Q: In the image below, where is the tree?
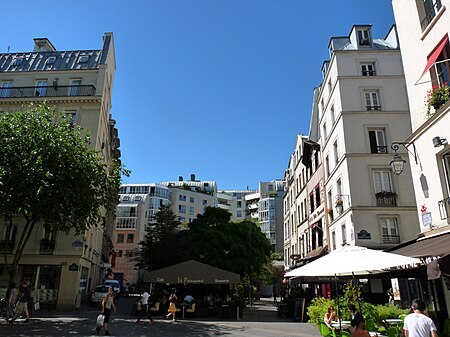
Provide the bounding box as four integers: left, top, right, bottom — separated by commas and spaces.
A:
137, 205, 182, 270
0, 104, 124, 290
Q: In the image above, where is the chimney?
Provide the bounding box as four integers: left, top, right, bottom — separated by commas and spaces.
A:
33, 38, 56, 52
190, 174, 196, 181
178, 176, 183, 182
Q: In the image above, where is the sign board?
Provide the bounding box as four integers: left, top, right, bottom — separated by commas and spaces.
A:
294, 298, 306, 322
357, 230, 371, 240
68, 263, 79, 271
422, 212, 432, 227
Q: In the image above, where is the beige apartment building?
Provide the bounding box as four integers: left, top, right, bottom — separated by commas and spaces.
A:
0, 33, 120, 309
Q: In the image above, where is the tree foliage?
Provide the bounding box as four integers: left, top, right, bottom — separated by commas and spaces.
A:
138, 206, 273, 278
0, 104, 125, 281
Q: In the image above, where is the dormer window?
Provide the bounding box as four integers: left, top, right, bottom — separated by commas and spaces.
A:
46, 56, 56, 65
12, 58, 24, 66
357, 29, 371, 46
78, 55, 89, 63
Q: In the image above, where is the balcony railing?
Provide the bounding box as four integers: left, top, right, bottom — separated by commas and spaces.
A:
362, 70, 376, 76
371, 146, 388, 154
0, 85, 96, 99
40, 239, 55, 254
438, 197, 450, 220
376, 192, 397, 207
382, 234, 400, 244
421, 0, 442, 32
366, 105, 381, 111
0, 240, 15, 253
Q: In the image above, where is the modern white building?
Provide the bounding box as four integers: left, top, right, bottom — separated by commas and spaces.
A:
317, 25, 420, 251
283, 135, 310, 269
113, 184, 170, 285
217, 190, 257, 221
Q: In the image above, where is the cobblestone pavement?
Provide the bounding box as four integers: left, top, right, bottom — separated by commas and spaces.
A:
1, 298, 321, 337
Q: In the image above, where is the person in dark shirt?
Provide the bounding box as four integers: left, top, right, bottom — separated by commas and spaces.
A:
9, 281, 30, 323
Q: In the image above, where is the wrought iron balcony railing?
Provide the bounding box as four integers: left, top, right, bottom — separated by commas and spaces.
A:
376, 192, 397, 207
0, 85, 96, 99
362, 70, 376, 76
382, 234, 400, 244
438, 196, 450, 220
40, 239, 55, 254
0, 240, 15, 253
366, 105, 382, 111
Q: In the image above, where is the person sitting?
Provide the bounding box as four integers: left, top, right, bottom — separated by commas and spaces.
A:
349, 304, 363, 333
351, 315, 371, 337
183, 294, 194, 308
324, 306, 337, 327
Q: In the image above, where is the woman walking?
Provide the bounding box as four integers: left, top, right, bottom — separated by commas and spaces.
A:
166, 288, 177, 321
100, 287, 116, 336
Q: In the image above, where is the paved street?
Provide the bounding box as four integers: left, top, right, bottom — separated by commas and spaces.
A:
1, 298, 321, 336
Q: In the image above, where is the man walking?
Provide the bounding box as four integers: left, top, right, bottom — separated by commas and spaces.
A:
136, 290, 153, 324
403, 299, 438, 337
9, 281, 30, 323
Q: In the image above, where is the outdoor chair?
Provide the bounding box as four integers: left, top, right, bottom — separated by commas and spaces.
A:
149, 302, 160, 315
386, 326, 401, 337
443, 318, 450, 337
365, 318, 375, 331
185, 303, 196, 317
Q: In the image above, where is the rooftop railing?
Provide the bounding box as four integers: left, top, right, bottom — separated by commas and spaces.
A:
0, 85, 96, 99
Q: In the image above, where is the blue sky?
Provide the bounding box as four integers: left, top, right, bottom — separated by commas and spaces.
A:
4, 1, 395, 190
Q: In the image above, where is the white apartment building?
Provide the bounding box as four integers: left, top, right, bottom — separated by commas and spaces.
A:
113, 184, 170, 285
0, 34, 120, 309
217, 190, 257, 221
160, 174, 217, 224
318, 25, 420, 251
391, 0, 450, 327
283, 135, 309, 269
245, 180, 285, 253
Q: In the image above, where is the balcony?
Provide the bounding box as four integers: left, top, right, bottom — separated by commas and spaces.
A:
0, 85, 96, 99
362, 70, 376, 76
376, 192, 397, 207
438, 197, 450, 220
40, 239, 55, 254
0, 240, 15, 253
382, 234, 400, 244
366, 105, 381, 111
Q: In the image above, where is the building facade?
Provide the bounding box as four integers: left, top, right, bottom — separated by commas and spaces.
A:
0, 33, 120, 309
217, 190, 257, 221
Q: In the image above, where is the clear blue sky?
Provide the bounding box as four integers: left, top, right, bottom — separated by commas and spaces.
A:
3, 1, 395, 190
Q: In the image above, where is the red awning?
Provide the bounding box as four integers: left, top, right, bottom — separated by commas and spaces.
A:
420, 35, 449, 79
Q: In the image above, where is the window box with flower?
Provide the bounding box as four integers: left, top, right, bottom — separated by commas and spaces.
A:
425, 83, 450, 116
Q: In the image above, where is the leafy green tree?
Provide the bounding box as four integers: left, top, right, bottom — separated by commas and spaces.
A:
0, 104, 124, 288
137, 204, 182, 270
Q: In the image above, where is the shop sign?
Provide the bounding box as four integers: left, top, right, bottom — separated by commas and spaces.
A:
69, 263, 79, 271
357, 230, 371, 240
422, 212, 432, 227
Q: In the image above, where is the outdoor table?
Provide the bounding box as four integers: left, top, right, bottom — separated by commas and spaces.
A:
383, 318, 402, 325
331, 320, 352, 330
369, 332, 387, 337
178, 303, 189, 319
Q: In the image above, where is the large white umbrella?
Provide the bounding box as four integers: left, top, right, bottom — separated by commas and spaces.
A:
285, 245, 421, 278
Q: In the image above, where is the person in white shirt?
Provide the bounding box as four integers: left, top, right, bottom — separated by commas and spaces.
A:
403, 299, 438, 337
136, 291, 153, 324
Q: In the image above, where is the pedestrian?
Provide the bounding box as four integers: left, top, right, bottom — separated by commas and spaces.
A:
348, 304, 363, 333
6, 282, 18, 322
166, 288, 177, 321
9, 281, 30, 323
100, 287, 116, 336
403, 299, 438, 337
272, 285, 277, 303
387, 288, 395, 306
136, 290, 153, 324
124, 283, 130, 297
28, 285, 39, 316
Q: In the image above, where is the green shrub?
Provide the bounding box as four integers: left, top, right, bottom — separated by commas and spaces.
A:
307, 297, 335, 326
372, 304, 408, 325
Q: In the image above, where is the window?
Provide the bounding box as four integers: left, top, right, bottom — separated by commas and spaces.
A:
127, 234, 134, 243
69, 79, 81, 96
65, 111, 77, 126
357, 29, 371, 46
126, 250, 133, 257
325, 155, 330, 178
331, 231, 336, 250
117, 234, 124, 243
179, 195, 186, 201
78, 55, 89, 63
35, 80, 47, 97
336, 179, 342, 196
237, 210, 242, 217
134, 196, 142, 201
122, 196, 130, 201
364, 90, 381, 110
179, 205, 186, 213
330, 104, 335, 124
237, 201, 242, 208
0, 81, 12, 98
333, 140, 339, 165
444, 153, 450, 194
368, 129, 387, 154
321, 99, 325, 114
373, 170, 393, 193
341, 224, 346, 244
322, 122, 328, 140
268, 184, 274, 192
314, 152, 319, 171
315, 186, 321, 206
328, 78, 332, 95
117, 250, 123, 257
189, 196, 194, 203
189, 206, 194, 215
178, 217, 185, 222
419, 0, 442, 31
203, 199, 207, 206
310, 193, 315, 212
380, 218, 400, 244
46, 56, 56, 65
361, 62, 376, 76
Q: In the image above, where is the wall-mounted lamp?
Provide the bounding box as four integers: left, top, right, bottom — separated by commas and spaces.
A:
390, 142, 418, 175
335, 194, 350, 214
432, 136, 447, 148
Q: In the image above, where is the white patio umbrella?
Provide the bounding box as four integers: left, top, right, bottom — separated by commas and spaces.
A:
284, 245, 421, 330
285, 245, 421, 278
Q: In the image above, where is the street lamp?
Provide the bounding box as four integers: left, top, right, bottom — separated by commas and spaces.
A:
390, 142, 418, 175
335, 195, 350, 214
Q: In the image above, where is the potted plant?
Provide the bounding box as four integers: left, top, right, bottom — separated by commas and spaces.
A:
426, 83, 450, 115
